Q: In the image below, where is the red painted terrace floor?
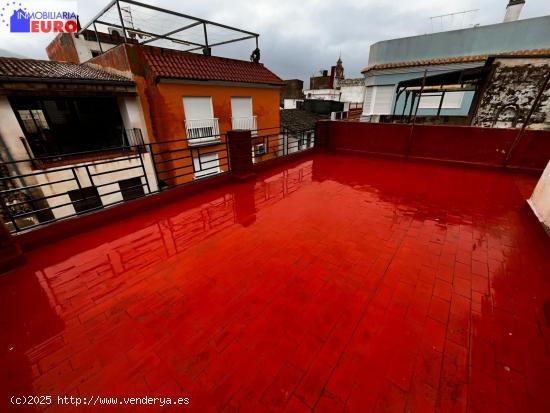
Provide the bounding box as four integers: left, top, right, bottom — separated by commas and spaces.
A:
2, 153, 550, 413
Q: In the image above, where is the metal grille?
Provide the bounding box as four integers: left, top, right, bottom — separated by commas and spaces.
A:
0, 131, 230, 234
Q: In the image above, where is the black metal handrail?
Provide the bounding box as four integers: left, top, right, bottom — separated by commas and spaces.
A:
1, 133, 231, 234
250, 128, 316, 164
19, 128, 147, 167
1, 127, 316, 234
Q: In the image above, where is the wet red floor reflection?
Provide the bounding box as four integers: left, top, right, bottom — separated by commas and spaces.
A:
1, 153, 550, 413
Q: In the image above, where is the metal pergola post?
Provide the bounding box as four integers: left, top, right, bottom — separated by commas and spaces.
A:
436, 91, 446, 116
402, 91, 409, 121
411, 69, 428, 125
93, 22, 103, 53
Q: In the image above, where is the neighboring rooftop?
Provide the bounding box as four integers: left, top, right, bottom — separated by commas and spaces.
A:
338, 78, 365, 86
367, 15, 550, 66
0, 57, 133, 83
281, 109, 327, 132
362, 47, 550, 73
142, 47, 284, 85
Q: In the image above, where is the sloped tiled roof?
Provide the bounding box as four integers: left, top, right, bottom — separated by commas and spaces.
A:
0, 57, 133, 83
361, 48, 550, 73
142, 47, 284, 86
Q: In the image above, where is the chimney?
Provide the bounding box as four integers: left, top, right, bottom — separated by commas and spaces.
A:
503, 0, 526, 22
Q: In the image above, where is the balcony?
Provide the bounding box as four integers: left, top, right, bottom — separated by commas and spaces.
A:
231, 115, 257, 132
1, 122, 550, 412
185, 118, 221, 146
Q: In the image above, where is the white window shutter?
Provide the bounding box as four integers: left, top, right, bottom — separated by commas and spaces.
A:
372, 86, 395, 115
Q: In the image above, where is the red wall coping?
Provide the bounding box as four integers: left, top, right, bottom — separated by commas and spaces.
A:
322, 121, 550, 173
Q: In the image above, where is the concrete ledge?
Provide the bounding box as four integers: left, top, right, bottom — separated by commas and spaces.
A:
527, 199, 550, 236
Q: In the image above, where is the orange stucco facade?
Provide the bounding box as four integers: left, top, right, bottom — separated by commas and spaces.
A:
151, 82, 280, 139
144, 82, 280, 185
86, 43, 281, 185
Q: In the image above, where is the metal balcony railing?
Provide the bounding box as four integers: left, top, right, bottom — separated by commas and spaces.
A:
19, 128, 146, 168
185, 118, 220, 146
231, 116, 257, 131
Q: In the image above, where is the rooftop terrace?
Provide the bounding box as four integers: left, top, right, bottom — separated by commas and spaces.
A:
2, 151, 550, 412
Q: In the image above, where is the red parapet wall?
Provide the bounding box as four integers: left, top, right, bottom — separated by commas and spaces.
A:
327, 121, 412, 156
409, 124, 516, 165
323, 121, 550, 171
508, 129, 550, 170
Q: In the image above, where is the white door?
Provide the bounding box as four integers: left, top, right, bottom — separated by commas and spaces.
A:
231, 97, 255, 130
183, 96, 213, 120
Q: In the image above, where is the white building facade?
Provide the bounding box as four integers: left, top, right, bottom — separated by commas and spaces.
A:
361, 11, 550, 121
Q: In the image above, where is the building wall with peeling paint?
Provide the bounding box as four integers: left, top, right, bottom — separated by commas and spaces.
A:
472, 58, 550, 130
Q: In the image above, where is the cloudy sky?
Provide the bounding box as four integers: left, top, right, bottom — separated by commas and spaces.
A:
1, 0, 549, 81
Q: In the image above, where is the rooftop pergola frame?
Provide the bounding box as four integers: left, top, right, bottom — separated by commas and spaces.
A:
391, 66, 491, 121
79, 0, 260, 59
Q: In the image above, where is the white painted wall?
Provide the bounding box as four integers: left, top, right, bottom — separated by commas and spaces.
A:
34, 153, 157, 220
283, 99, 302, 109
528, 161, 550, 230
0, 96, 30, 162
117, 96, 151, 142
340, 85, 365, 103
303, 89, 341, 101
73, 35, 116, 63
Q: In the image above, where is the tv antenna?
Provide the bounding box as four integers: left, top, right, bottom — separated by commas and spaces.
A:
429, 9, 480, 32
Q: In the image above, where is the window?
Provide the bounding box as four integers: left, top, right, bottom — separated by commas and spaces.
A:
254, 143, 266, 156
231, 97, 256, 130
193, 153, 220, 179
418, 92, 464, 109
10, 97, 126, 158
119, 177, 145, 201
17, 109, 49, 133
68, 186, 102, 214
372, 86, 395, 114
182, 97, 219, 144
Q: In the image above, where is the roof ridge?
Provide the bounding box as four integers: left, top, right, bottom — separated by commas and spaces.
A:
141, 44, 266, 66
361, 47, 550, 73
0, 56, 134, 83
141, 45, 283, 85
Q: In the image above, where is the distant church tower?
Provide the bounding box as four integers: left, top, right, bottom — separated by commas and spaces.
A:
331, 56, 345, 88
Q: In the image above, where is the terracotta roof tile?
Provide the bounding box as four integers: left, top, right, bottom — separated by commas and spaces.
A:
361, 48, 550, 73
281, 109, 327, 132
142, 47, 284, 86
0, 57, 133, 83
